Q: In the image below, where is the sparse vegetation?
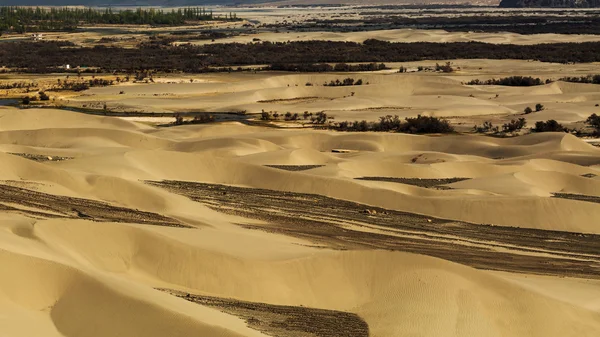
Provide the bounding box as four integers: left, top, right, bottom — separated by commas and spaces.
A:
335, 115, 454, 134
172, 114, 215, 126
268, 63, 386, 72
502, 118, 527, 132
466, 76, 546, 86
535, 104, 545, 112
38, 91, 49, 101
435, 62, 454, 73
560, 74, 600, 84
473, 121, 499, 133
532, 120, 566, 132
586, 113, 600, 135
324, 78, 363, 87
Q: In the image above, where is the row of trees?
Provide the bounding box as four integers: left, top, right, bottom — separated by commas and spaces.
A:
466, 76, 548, 86
268, 63, 386, 72
560, 75, 600, 84
473, 113, 600, 135
315, 13, 600, 35
0, 7, 239, 33
468, 75, 600, 86
334, 115, 454, 134
7, 40, 600, 73
260, 111, 329, 123
324, 78, 363, 86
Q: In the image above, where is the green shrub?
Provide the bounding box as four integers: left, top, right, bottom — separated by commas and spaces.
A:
532, 120, 565, 132
502, 118, 527, 132
38, 91, 49, 101
535, 103, 545, 112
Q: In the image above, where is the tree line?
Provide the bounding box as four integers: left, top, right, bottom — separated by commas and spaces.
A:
6, 40, 600, 73
0, 7, 239, 33
466, 76, 548, 86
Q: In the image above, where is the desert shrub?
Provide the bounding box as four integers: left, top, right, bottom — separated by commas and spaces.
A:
435, 62, 454, 73
502, 118, 527, 132
38, 91, 49, 101
311, 111, 329, 124
586, 113, 600, 134
0, 81, 36, 90
473, 121, 498, 133
374, 115, 402, 131
173, 114, 215, 126
260, 111, 271, 121
21, 96, 30, 105
400, 115, 454, 133
524, 106, 533, 114
535, 104, 544, 112
532, 120, 565, 132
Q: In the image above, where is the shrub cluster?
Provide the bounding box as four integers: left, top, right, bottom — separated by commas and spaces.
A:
0, 82, 37, 90
268, 63, 386, 72
473, 121, 499, 133
587, 113, 600, 135
173, 114, 215, 126
324, 78, 363, 86
466, 76, 547, 86
560, 75, 600, 84
502, 118, 527, 132
334, 115, 454, 134
532, 120, 566, 132
261, 111, 329, 124
435, 62, 454, 73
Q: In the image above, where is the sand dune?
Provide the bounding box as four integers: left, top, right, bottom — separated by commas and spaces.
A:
0, 94, 600, 337
70, 61, 600, 133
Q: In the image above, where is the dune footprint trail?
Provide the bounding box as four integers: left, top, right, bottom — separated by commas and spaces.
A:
0, 107, 599, 337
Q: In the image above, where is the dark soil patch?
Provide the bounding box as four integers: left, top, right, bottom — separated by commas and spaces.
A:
554, 193, 600, 204
8, 153, 73, 162
147, 180, 600, 279
0, 183, 186, 227
266, 165, 325, 172
158, 288, 369, 337
356, 177, 469, 189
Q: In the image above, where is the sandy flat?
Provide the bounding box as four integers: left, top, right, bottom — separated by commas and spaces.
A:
186, 28, 600, 46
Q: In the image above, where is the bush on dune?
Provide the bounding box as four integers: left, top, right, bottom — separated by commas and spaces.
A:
532, 120, 566, 133
334, 115, 454, 134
